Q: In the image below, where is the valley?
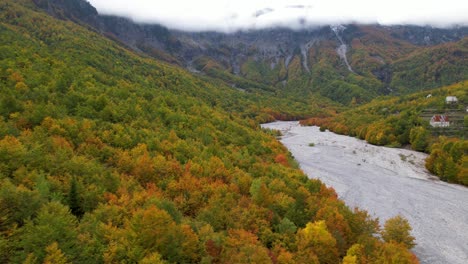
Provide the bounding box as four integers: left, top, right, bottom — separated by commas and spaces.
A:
0, 0, 465, 263
262, 121, 468, 264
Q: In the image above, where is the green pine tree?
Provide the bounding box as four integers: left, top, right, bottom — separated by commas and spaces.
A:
68, 178, 83, 218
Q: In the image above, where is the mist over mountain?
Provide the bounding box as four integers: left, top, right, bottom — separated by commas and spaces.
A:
87, 0, 468, 32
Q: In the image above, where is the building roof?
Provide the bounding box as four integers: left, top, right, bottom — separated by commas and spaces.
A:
431, 115, 449, 122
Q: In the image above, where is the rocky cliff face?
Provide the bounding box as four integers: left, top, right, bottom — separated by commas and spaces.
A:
173, 27, 332, 71
388, 25, 468, 45
35, 0, 468, 104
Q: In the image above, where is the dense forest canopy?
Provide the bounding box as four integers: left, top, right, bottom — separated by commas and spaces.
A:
0, 1, 423, 263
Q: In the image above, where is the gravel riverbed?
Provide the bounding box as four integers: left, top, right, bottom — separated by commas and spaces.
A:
262, 121, 468, 264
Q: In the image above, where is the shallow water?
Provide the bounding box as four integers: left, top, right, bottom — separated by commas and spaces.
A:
262, 121, 468, 264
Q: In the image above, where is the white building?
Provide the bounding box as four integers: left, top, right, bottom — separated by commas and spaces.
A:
446, 96, 458, 104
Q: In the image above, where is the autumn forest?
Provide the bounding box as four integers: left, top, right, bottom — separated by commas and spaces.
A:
0, 0, 466, 263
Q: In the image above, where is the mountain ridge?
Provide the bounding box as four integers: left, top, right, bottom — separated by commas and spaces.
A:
34, 0, 468, 106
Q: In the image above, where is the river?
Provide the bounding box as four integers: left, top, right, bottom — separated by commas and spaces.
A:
261, 121, 468, 264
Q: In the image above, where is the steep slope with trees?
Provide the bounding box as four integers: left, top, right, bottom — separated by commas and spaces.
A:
31, 0, 468, 107
0, 1, 418, 263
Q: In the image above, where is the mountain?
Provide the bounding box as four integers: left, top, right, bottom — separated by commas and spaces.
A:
0, 0, 420, 263
35, 0, 468, 106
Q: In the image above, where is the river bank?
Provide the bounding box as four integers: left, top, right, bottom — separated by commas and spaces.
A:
262, 121, 468, 264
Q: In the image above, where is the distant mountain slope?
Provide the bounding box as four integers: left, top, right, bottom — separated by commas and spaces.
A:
32, 0, 467, 106
389, 38, 468, 93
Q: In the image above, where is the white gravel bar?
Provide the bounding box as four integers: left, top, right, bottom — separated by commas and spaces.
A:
262, 121, 468, 264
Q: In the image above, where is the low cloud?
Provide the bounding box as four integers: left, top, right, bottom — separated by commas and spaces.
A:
87, 0, 468, 32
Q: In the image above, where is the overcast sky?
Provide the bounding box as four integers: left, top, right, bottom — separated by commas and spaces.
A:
87, 0, 468, 32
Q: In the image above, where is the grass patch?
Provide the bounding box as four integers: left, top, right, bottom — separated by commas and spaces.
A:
399, 154, 407, 161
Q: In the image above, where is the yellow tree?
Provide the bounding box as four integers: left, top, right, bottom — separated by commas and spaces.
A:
128, 206, 201, 263
295, 221, 339, 264
375, 242, 419, 264
43, 242, 70, 264
381, 215, 415, 249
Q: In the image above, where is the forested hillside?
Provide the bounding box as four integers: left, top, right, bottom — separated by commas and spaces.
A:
165, 27, 467, 106
189, 27, 467, 105
29, 0, 468, 107
0, 1, 418, 263
301, 81, 467, 185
